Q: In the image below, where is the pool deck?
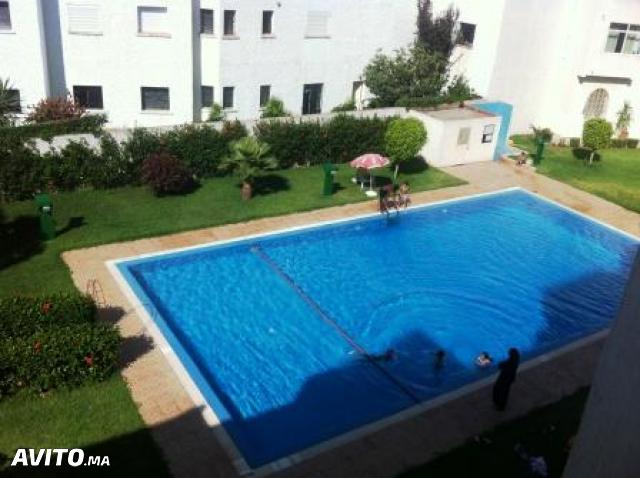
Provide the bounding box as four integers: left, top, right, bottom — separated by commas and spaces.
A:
63, 160, 640, 478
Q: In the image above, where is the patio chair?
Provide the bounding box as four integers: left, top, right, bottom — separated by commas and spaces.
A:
352, 167, 372, 190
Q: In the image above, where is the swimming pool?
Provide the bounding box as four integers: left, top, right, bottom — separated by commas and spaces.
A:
113, 188, 638, 470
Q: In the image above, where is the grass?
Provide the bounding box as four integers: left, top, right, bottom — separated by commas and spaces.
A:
0, 163, 463, 297
401, 388, 589, 478
512, 135, 640, 213
0, 375, 170, 477
0, 162, 463, 475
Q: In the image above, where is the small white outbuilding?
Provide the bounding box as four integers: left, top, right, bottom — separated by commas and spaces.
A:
409, 106, 502, 167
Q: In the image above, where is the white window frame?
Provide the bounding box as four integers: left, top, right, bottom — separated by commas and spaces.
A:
605, 22, 640, 55
305, 11, 330, 39
223, 10, 236, 38
141, 87, 170, 112
200, 8, 214, 35
482, 124, 495, 144
222, 86, 235, 110
457, 127, 471, 146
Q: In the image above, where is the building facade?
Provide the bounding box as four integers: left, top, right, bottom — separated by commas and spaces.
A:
1, 0, 639, 137
0, 0, 415, 127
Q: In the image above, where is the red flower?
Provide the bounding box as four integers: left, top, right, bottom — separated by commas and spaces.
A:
83, 354, 94, 367
33, 341, 42, 353
41, 302, 53, 315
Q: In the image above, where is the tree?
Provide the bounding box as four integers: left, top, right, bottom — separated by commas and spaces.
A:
417, 0, 460, 58
27, 94, 86, 123
260, 97, 290, 118
615, 101, 633, 139
0, 78, 20, 127
384, 117, 427, 179
364, 44, 449, 107
208, 103, 224, 122
446, 75, 476, 103
582, 118, 613, 165
221, 137, 277, 200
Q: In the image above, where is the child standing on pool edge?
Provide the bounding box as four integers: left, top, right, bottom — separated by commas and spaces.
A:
492, 347, 520, 411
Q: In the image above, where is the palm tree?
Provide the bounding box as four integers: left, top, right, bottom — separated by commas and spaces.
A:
0, 78, 19, 127
616, 101, 633, 139
221, 137, 277, 200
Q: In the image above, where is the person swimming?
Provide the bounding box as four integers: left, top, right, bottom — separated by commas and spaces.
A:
434, 349, 446, 369
369, 349, 396, 362
475, 351, 493, 368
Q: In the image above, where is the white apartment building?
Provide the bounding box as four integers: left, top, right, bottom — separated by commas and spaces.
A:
1, 0, 639, 138
0, 0, 415, 127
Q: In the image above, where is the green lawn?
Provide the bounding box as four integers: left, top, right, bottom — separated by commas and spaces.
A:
512, 135, 640, 213
401, 388, 589, 478
0, 162, 463, 476
0, 375, 170, 477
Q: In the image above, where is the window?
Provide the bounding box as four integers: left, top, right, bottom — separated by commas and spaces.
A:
605, 22, 640, 54
200, 9, 214, 34
0, 1, 11, 30
457, 22, 476, 47
482, 124, 495, 143
138, 6, 169, 36
201, 86, 214, 108
5, 89, 20, 112
305, 11, 329, 38
583, 88, 609, 119
457, 127, 470, 146
67, 4, 102, 34
259, 85, 271, 107
222, 87, 234, 109
302, 83, 323, 114
73, 85, 103, 109
262, 10, 273, 35
223, 10, 236, 36
141, 87, 170, 111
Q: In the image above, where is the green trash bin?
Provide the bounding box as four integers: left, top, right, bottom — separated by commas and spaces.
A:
322, 162, 338, 196
535, 138, 546, 165
35, 193, 55, 240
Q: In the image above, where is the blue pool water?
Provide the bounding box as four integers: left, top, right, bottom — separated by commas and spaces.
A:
118, 189, 638, 468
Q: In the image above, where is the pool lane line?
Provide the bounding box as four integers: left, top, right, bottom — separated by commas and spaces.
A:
250, 243, 421, 404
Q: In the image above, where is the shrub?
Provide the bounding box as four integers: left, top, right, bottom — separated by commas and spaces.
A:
260, 97, 290, 118
0, 293, 96, 340
163, 125, 227, 178
208, 103, 224, 122
325, 114, 391, 163
583, 118, 613, 164
531, 125, 553, 143
627, 138, 639, 149
569, 137, 581, 148
86, 134, 131, 188
121, 128, 163, 184
46, 139, 98, 191
0, 115, 107, 142
141, 151, 195, 195
384, 117, 427, 177
0, 136, 46, 201
0, 323, 120, 395
0, 78, 20, 127
26, 94, 86, 123
254, 120, 326, 168
331, 99, 356, 113
220, 120, 248, 143
611, 138, 627, 148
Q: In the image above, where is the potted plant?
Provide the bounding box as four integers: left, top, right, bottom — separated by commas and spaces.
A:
221, 137, 277, 200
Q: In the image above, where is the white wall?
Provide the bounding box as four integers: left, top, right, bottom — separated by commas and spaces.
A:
0, 0, 50, 115
215, 0, 416, 120
58, 0, 196, 127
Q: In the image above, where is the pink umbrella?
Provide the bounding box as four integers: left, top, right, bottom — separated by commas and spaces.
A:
350, 153, 390, 196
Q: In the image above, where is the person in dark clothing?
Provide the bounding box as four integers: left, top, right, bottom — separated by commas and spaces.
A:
492, 347, 520, 411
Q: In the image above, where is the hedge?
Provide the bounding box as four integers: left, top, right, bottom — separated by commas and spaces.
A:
254, 114, 393, 168
0, 293, 119, 397
0, 323, 120, 396
611, 138, 639, 149
0, 114, 107, 142
0, 293, 96, 340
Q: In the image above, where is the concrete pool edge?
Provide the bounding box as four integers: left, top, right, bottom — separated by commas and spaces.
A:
105, 186, 638, 476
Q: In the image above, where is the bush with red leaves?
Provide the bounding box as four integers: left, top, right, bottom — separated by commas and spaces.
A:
141, 151, 196, 196
26, 94, 86, 123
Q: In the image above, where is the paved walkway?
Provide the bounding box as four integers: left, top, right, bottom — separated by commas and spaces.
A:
62, 161, 640, 478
